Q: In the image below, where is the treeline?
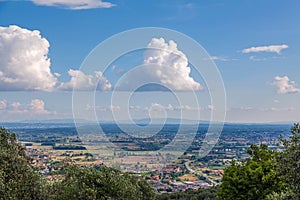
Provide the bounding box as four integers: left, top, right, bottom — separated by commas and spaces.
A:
157, 187, 217, 200
52, 145, 87, 150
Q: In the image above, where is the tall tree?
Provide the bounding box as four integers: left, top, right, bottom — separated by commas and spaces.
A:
277, 123, 300, 199
217, 144, 285, 200
0, 127, 45, 200
50, 164, 156, 200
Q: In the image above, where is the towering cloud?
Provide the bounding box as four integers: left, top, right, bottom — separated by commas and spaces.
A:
117, 38, 202, 91
0, 25, 57, 91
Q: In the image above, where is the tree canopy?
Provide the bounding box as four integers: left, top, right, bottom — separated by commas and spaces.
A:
216, 144, 285, 200
217, 123, 300, 200
50, 164, 156, 200
0, 127, 45, 200
276, 123, 300, 199
157, 187, 217, 200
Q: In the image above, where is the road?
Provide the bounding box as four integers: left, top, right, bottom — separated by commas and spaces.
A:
184, 160, 218, 186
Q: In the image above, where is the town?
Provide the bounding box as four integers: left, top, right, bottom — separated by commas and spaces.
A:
5, 122, 289, 194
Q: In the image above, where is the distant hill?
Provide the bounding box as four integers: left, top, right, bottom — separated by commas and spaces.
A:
15, 118, 211, 125
19, 118, 95, 124
2, 118, 296, 126
128, 118, 210, 125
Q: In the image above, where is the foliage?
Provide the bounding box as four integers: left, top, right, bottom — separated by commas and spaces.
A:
277, 123, 300, 199
156, 187, 217, 200
49, 164, 156, 200
266, 188, 297, 200
216, 144, 285, 200
0, 127, 45, 200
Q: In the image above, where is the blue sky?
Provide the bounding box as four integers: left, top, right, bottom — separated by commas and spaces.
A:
0, 0, 299, 123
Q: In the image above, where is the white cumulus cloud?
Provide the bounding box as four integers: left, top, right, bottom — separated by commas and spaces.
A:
0, 99, 50, 114
31, 0, 115, 9
146, 103, 202, 112
0, 25, 57, 91
242, 44, 288, 54
58, 69, 112, 91
149, 103, 170, 112
272, 76, 300, 94
117, 38, 202, 91
29, 99, 50, 114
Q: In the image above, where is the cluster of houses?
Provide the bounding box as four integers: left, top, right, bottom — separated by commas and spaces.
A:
151, 180, 213, 193
25, 144, 218, 193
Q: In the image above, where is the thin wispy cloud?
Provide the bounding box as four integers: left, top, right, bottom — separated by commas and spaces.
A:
264, 107, 295, 112
31, 0, 115, 10
210, 56, 229, 61
230, 106, 295, 112
207, 56, 237, 62
249, 56, 267, 61
242, 44, 288, 54
129, 103, 213, 112
86, 104, 120, 111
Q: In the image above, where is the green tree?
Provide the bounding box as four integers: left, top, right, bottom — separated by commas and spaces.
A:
217, 144, 285, 200
0, 127, 45, 200
50, 164, 156, 200
266, 189, 296, 200
277, 123, 300, 199
157, 187, 217, 200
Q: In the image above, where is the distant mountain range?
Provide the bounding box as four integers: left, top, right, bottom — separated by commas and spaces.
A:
19, 118, 92, 124
115, 118, 211, 125
16, 118, 206, 125
11, 118, 296, 125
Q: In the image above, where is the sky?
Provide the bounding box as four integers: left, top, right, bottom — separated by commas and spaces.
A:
0, 0, 300, 123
